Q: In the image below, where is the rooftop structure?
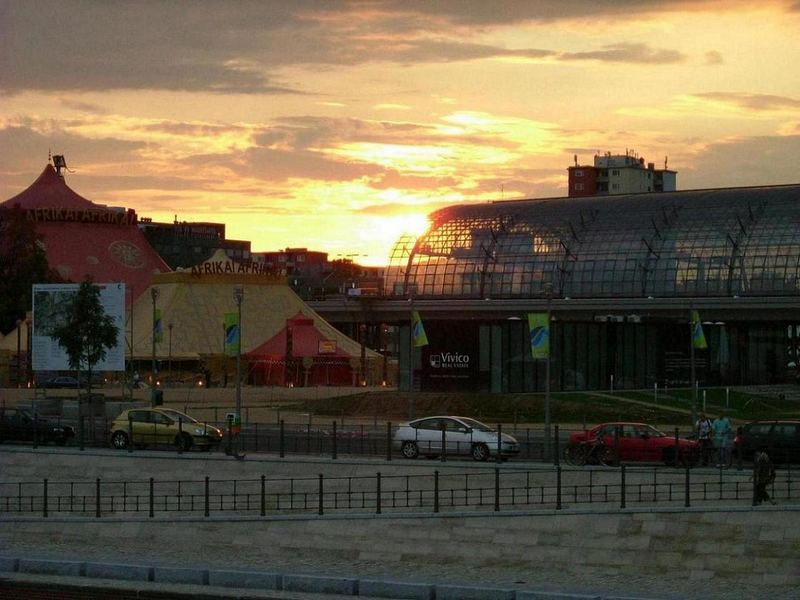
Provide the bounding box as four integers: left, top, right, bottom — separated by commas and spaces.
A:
568, 151, 677, 197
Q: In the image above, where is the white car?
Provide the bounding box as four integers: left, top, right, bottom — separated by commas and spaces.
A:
393, 416, 520, 461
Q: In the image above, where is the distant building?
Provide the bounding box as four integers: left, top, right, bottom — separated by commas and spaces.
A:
567, 152, 677, 197
251, 248, 384, 300
251, 247, 329, 276
139, 217, 250, 270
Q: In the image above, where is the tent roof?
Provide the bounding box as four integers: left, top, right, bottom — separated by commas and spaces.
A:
129, 272, 377, 361
245, 312, 353, 359
1, 164, 170, 302
37, 221, 169, 301
1, 165, 97, 210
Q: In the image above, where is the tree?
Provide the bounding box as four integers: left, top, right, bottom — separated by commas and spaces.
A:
0, 206, 57, 334
51, 278, 119, 396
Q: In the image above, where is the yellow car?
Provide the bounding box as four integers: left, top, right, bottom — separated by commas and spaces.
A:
109, 407, 223, 451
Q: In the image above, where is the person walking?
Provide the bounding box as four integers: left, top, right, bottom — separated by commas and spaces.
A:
753, 448, 776, 505
695, 413, 713, 466
712, 413, 732, 467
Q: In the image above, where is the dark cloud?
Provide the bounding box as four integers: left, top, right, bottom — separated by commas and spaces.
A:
140, 121, 253, 137
0, 1, 713, 95
58, 98, 109, 114
364, 1, 773, 26
0, 1, 311, 94
560, 43, 685, 64
704, 50, 724, 65
680, 135, 800, 189
693, 92, 800, 111
0, 124, 147, 198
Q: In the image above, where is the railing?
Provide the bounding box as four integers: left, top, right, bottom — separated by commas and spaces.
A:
1, 465, 794, 519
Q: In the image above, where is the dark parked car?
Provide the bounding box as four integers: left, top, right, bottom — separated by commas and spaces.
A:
737, 420, 800, 463
43, 376, 84, 389
0, 407, 75, 445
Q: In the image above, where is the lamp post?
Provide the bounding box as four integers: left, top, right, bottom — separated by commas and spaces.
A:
150, 287, 159, 406
359, 323, 367, 386
233, 284, 244, 458
689, 307, 697, 428
544, 282, 553, 461
168, 323, 173, 385
26, 319, 32, 387
16, 318, 22, 388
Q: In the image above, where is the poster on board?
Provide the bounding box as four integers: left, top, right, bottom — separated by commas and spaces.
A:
32, 283, 126, 372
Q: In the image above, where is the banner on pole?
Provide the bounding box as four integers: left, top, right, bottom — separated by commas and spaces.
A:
154, 309, 163, 344
412, 310, 428, 347
691, 310, 708, 349
224, 312, 240, 355
528, 313, 549, 359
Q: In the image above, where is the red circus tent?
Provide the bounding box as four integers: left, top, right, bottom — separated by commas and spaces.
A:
1, 163, 170, 303
245, 312, 360, 386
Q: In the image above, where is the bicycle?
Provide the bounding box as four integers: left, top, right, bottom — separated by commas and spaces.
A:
563, 438, 617, 467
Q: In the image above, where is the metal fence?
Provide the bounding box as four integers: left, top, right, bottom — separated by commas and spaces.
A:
1, 465, 794, 519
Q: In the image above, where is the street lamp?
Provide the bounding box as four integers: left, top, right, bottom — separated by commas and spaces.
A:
233, 284, 244, 458
16, 318, 22, 388
150, 286, 159, 406
359, 323, 367, 386
168, 323, 173, 385
543, 282, 553, 461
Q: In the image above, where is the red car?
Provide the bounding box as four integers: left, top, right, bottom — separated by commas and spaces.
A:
565, 422, 699, 466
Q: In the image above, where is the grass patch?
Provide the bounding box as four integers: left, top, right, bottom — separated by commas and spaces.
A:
294, 387, 800, 427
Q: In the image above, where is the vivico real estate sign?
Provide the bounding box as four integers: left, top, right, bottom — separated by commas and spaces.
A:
32, 283, 126, 372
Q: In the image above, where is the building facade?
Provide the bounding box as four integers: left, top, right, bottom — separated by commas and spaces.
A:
568, 152, 677, 197
313, 184, 800, 393
139, 218, 251, 269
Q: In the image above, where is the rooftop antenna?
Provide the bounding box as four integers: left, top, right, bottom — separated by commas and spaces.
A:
664, 156, 668, 170
574, 154, 578, 167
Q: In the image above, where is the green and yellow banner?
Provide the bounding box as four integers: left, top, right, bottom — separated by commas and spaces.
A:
528, 313, 549, 359
153, 309, 163, 344
691, 310, 707, 350
224, 312, 240, 355
412, 310, 428, 347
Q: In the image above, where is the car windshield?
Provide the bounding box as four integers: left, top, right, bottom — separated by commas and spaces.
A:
457, 418, 494, 432
159, 409, 199, 424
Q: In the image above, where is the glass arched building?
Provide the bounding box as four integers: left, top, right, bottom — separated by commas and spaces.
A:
383, 184, 800, 392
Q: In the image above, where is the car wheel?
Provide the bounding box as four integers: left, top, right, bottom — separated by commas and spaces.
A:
563, 445, 581, 466
111, 431, 129, 450
176, 433, 193, 451
471, 443, 490, 462
401, 441, 419, 459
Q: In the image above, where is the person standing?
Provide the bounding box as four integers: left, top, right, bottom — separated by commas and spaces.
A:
712, 413, 732, 467
696, 413, 713, 466
754, 448, 776, 505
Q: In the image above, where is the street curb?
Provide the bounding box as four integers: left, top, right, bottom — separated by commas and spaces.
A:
0, 554, 669, 600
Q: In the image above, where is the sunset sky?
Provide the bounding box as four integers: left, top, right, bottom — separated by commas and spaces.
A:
2, 1, 799, 265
